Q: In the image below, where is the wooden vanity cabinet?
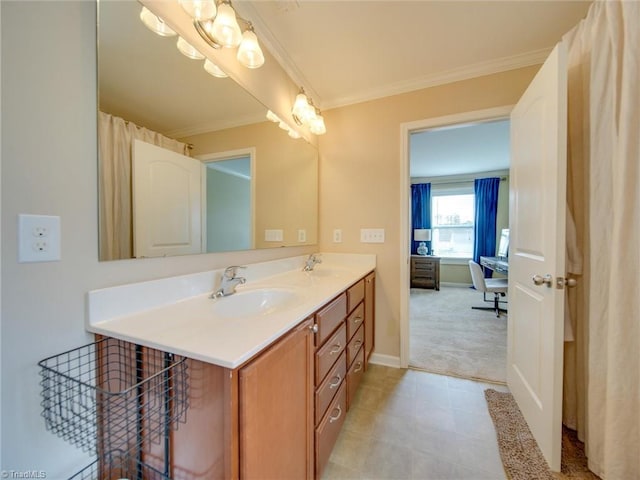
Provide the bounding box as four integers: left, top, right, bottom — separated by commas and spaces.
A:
168, 271, 376, 480
239, 317, 315, 479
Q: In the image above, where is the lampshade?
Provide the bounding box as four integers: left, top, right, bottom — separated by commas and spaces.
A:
177, 37, 205, 60
210, 2, 242, 48
140, 7, 177, 37
179, 0, 217, 21
204, 59, 228, 78
414, 229, 431, 241
237, 28, 265, 69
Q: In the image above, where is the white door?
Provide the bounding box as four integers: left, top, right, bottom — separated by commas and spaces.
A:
133, 139, 205, 257
508, 43, 567, 472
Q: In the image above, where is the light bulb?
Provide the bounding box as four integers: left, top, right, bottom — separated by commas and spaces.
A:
309, 115, 327, 135
288, 129, 301, 139
210, 3, 242, 48
140, 7, 177, 37
292, 92, 310, 124
278, 121, 290, 131
179, 0, 216, 21
237, 29, 265, 69
204, 59, 228, 78
177, 37, 205, 60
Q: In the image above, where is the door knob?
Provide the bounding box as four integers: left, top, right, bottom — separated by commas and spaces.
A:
532, 274, 553, 287
556, 277, 577, 289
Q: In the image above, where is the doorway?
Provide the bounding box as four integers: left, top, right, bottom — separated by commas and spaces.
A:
399, 106, 513, 372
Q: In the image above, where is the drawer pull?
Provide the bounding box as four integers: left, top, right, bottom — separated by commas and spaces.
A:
353, 316, 363, 324
329, 343, 342, 355
329, 405, 342, 423
329, 374, 341, 389
353, 340, 362, 350
354, 361, 363, 373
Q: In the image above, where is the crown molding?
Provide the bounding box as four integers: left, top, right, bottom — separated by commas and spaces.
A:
322, 47, 551, 110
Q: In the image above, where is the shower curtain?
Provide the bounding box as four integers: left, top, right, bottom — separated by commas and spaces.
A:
98, 112, 190, 260
562, 1, 640, 478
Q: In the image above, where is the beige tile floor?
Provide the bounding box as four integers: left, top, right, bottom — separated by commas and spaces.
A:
322, 365, 510, 480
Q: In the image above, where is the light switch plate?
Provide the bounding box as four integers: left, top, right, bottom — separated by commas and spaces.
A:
18, 214, 61, 262
333, 229, 343, 243
360, 228, 385, 243
265, 229, 284, 242
297, 229, 307, 242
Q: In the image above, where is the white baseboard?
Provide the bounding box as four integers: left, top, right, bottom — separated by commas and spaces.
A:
368, 352, 401, 368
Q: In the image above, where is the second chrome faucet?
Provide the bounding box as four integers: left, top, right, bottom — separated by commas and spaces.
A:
212, 266, 246, 298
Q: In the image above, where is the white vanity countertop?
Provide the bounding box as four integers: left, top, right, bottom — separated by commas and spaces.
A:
87, 253, 375, 369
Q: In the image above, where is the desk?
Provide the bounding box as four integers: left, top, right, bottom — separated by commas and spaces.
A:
480, 256, 509, 275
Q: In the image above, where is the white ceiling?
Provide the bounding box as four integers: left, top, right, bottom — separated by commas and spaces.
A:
242, 0, 592, 109
410, 119, 511, 178
100, 0, 592, 175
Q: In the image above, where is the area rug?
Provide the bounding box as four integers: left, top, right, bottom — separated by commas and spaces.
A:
484, 389, 600, 480
410, 286, 507, 383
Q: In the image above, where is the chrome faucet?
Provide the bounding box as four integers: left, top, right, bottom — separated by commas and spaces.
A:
212, 266, 246, 297
303, 254, 322, 272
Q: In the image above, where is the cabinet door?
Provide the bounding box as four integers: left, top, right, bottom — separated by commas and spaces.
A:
239, 318, 314, 479
364, 272, 375, 367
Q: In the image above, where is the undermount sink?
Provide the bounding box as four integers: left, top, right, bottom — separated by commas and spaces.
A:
211, 288, 302, 319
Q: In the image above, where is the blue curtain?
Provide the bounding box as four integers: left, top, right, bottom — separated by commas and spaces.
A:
411, 183, 431, 254
473, 177, 500, 276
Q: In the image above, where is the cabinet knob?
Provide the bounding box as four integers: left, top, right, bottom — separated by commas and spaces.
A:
309, 324, 319, 333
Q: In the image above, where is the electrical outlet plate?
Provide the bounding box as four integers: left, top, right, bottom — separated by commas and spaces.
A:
297, 229, 307, 243
333, 229, 342, 243
18, 214, 61, 262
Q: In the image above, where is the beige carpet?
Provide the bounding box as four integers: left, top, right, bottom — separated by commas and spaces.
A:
485, 389, 600, 480
410, 286, 507, 383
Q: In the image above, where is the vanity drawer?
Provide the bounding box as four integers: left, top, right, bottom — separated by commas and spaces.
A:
346, 302, 364, 340
347, 280, 365, 313
315, 293, 347, 346
315, 382, 347, 479
315, 351, 346, 424
347, 347, 365, 409
347, 324, 364, 367
315, 323, 346, 385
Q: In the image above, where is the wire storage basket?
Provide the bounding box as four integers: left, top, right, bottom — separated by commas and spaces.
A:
67, 449, 170, 480
38, 337, 189, 456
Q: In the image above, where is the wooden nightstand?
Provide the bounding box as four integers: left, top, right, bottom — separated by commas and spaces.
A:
410, 255, 441, 290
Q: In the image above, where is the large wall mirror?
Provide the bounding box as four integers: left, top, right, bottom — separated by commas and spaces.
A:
97, 0, 318, 261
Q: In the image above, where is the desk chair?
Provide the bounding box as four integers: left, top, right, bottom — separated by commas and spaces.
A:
468, 260, 508, 317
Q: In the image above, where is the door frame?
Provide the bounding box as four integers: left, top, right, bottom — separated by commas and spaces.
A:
197, 147, 257, 250
399, 105, 514, 368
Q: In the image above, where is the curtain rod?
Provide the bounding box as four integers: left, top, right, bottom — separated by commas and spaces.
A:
123, 119, 193, 149
412, 176, 507, 186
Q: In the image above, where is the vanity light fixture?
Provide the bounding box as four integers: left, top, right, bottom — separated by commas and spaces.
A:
190, 0, 265, 69
141, 1, 264, 72
291, 88, 327, 135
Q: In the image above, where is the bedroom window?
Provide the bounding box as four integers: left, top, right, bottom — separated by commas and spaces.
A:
431, 190, 474, 258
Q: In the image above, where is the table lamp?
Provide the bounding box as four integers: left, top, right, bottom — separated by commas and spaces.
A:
414, 229, 431, 255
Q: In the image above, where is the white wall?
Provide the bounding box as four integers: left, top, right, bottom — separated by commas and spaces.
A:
0, 2, 312, 475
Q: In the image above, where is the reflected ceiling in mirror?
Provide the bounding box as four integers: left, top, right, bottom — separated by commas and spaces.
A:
98, 0, 318, 261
